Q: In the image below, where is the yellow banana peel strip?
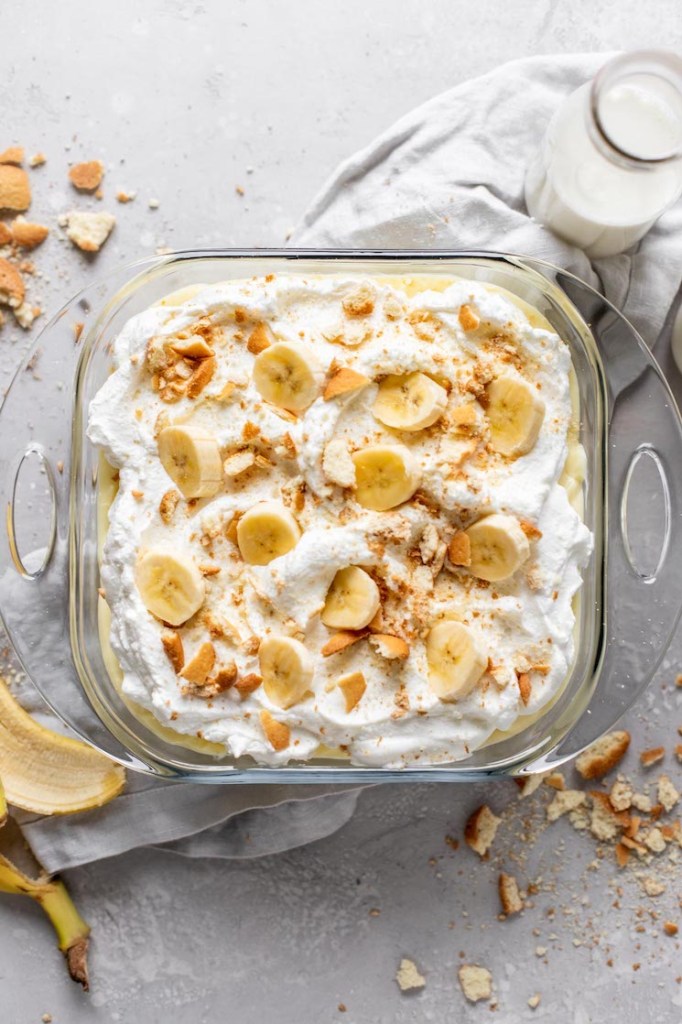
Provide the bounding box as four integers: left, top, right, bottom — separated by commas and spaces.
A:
0, 675, 125, 814
0, 805, 91, 988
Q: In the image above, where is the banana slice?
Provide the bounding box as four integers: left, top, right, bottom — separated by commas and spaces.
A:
372, 372, 448, 432
426, 620, 487, 701
321, 566, 381, 630
237, 501, 301, 564
465, 513, 530, 582
157, 425, 223, 499
0, 676, 124, 815
259, 635, 314, 708
136, 547, 206, 625
486, 374, 545, 457
252, 340, 323, 412
352, 444, 422, 511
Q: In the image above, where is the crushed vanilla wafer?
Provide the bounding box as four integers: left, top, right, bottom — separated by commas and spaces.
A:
395, 958, 425, 992
68, 160, 104, 192
458, 965, 492, 1003
65, 210, 115, 253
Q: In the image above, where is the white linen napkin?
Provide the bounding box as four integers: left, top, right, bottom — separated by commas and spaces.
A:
295, 51, 682, 348
20, 52, 682, 873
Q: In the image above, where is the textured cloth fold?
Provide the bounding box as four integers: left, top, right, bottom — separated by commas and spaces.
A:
21, 775, 363, 872
20, 52, 682, 872
294, 52, 682, 348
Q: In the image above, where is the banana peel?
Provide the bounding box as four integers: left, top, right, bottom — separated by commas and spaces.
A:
0, 675, 127, 988
0, 675, 125, 814
0, 778, 91, 988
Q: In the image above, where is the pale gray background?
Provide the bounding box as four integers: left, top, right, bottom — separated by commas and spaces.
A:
2, 2, 682, 1022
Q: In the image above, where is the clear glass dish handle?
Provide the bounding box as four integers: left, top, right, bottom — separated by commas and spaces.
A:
0, 274, 147, 765
537, 266, 682, 766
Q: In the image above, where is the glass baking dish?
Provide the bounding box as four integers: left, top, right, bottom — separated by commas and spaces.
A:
1, 250, 681, 783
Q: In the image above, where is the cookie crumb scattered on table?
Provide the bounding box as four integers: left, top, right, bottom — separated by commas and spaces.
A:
640, 746, 665, 768
69, 159, 104, 191
396, 958, 425, 992
465, 805, 501, 856
458, 964, 492, 1003
575, 730, 630, 779
65, 210, 115, 252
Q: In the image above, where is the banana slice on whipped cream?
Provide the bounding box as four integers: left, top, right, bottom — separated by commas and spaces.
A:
158, 424, 223, 499
259, 635, 314, 708
486, 373, 545, 458
321, 566, 381, 630
465, 514, 530, 582
352, 444, 422, 511
253, 340, 323, 412
372, 372, 448, 432
427, 620, 488, 701
135, 546, 206, 626
237, 501, 301, 565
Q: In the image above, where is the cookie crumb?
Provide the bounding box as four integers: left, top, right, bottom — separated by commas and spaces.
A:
640, 746, 665, 768
575, 730, 630, 779
13, 300, 40, 329
342, 282, 375, 318
65, 210, 115, 252
528, 994, 541, 1010
69, 159, 104, 192
631, 791, 652, 813
609, 777, 633, 811
322, 438, 356, 488
0, 257, 25, 308
516, 773, 546, 799
589, 791, 623, 841
396, 958, 425, 992
458, 303, 480, 332
546, 789, 586, 822
0, 146, 24, 165
498, 872, 524, 915
641, 876, 666, 897
448, 530, 471, 567
458, 964, 492, 1003
223, 449, 256, 478
0, 165, 31, 211
11, 216, 49, 250
544, 771, 565, 791
465, 805, 501, 856
657, 773, 679, 812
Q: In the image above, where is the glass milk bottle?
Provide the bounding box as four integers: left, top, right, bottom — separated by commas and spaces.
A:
525, 51, 682, 258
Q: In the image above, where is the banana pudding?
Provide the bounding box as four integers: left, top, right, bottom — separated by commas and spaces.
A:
88, 273, 593, 767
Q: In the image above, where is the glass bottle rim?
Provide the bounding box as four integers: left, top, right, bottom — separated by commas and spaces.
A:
588, 50, 682, 168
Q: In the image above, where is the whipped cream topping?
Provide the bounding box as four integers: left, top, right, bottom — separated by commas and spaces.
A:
88, 273, 593, 768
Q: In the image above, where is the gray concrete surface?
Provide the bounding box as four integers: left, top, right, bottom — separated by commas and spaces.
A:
2, 2, 682, 1022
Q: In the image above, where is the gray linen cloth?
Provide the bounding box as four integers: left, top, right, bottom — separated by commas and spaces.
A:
22, 52, 682, 873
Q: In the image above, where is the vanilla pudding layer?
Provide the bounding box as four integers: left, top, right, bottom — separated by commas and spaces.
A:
88, 274, 593, 768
